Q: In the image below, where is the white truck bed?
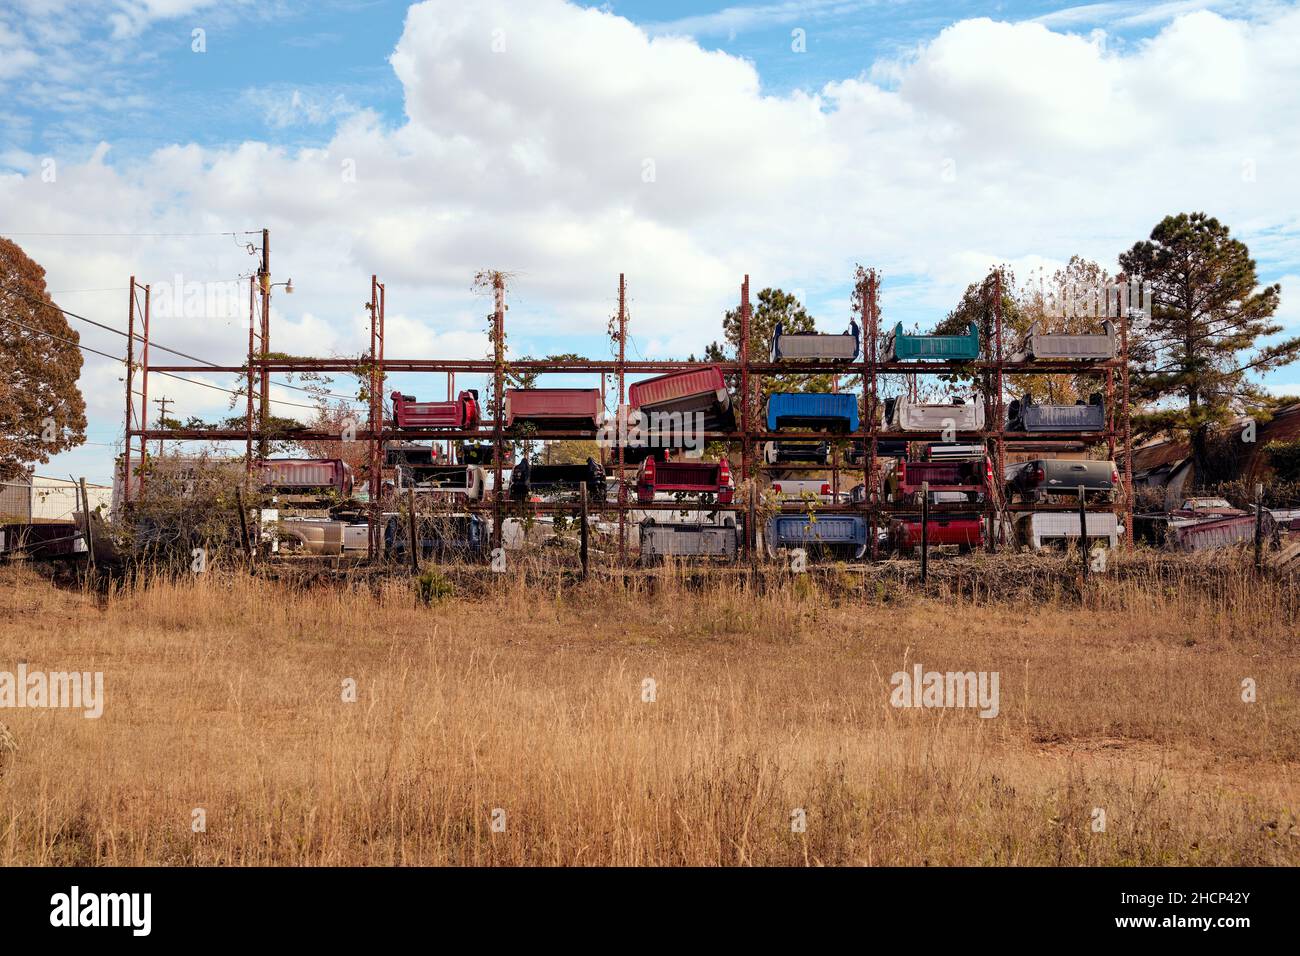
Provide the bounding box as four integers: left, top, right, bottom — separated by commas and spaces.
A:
1015, 511, 1119, 550
1013, 321, 1117, 361
887, 396, 986, 432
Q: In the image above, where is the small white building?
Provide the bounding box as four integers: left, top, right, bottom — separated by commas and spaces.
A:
0, 471, 112, 525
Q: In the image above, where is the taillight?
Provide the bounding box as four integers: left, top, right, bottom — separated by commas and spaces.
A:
718, 457, 732, 488
820, 483, 831, 496
1033, 464, 1045, 482
642, 456, 656, 485
772, 483, 783, 493
1111, 467, 1119, 485
985, 458, 993, 486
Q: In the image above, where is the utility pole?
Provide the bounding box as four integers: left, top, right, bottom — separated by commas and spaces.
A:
152, 395, 172, 457
258, 227, 271, 458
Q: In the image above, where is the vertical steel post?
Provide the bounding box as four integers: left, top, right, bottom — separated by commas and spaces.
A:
987, 271, 1004, 553
236, 485, 253, 565
258, 228, 271, 459
123, 277, 136, 506
408, 484, 420, 574
864, 270, 879, 560
1121, 286, 1134, 547
740, 276, 750, 483
367, 276, 386, 559
138, 284, 151, 498
492, 273, 506, 553
246, 277, 256, 481
580, 484, 589, 580
920, 479, 929, 583
1078, 484, 1089, 582
617, 274, 627, 565
1253, 481, 1263, 572
740, 276, 754, 554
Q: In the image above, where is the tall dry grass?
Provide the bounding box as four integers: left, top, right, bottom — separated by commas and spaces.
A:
0, 552, 1297, 866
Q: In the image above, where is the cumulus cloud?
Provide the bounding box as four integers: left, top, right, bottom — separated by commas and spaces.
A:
4, 0, 1300, 481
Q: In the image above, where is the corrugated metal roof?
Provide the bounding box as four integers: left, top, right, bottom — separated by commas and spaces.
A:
1130, 401, 1300, 481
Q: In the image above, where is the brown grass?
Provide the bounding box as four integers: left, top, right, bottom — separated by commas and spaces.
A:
1, 553, 1298, 866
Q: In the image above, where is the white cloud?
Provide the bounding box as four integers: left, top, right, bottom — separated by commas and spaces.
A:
5, 0, 1300, 480
645, 0, 873, 38
242, 87, 359, 129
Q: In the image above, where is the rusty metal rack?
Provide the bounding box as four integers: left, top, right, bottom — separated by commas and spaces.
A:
122, 260, 1134, 562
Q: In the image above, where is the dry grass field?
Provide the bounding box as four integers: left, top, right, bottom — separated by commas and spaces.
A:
1, 553, 1298, 866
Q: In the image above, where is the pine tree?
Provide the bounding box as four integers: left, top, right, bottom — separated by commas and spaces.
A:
1119, 212, 1295, 481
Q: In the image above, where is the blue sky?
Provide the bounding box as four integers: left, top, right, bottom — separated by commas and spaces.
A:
2, 0, 1298, 483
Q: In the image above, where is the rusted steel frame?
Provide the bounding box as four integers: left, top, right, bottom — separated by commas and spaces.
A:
617, 274, 627, 565
123, 277, 136, 505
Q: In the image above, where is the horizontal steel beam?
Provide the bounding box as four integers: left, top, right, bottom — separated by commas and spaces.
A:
144, 358, 1122, 375
132, 428, 1115, 443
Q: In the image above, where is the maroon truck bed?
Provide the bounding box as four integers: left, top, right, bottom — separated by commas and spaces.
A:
637, 458, 733, 502
504, 389, 601, 429
887, 458, 989, 501
258, 458, 353, 496
391, 390, 479, 429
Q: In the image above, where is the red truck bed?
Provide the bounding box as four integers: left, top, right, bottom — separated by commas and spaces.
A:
391, 390, 479, 429
628, 366, 730, 413
636, 458, 733, 502
891, 515, 983, 551
504, 388, 602, 429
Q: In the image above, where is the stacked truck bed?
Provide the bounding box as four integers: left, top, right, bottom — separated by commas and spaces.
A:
886, 396, 986, 432
505, 389, 602, 430
884, 322, 980, 362
765, 514, 868, 559
639, 517, 740, 563
1012, 321, 1117, 361
770, 320, 860, 362
766, 393, 859, 432
258, 458, 353, 497
391, 390, 480, 429
637, 458, 733, 503
1006, 393, 1105, 432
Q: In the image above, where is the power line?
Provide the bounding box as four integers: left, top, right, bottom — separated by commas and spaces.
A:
0, 314, 327, 412
0, 231, 249, 238
1, 280, 367, 406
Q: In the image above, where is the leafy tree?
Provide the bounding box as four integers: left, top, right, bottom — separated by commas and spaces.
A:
1013, 257, 1115, 404
930, 267, 1018, 404
540, 440, 602, 465
296, 399, 371, 479
1119, 212, 1295, 480
706, 288, 849, 401
0, 237, 87, 479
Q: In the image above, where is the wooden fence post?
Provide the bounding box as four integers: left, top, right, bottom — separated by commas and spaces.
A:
1078, 484, 1089, 583
580, 485, 589, 580
920, 480, 929, 584
407, 485, 420, 573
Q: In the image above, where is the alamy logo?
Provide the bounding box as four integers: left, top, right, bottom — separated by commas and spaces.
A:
0, 666, 104, 719
50, 886, 151, 936
596, 408, 706, 454
890, 664, 1000, 718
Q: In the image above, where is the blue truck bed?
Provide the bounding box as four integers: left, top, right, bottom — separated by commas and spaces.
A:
765, 514, 868, 558
766, 393, 859, 432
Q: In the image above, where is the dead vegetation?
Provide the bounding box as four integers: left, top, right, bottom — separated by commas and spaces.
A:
1, 553, 1297, 866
